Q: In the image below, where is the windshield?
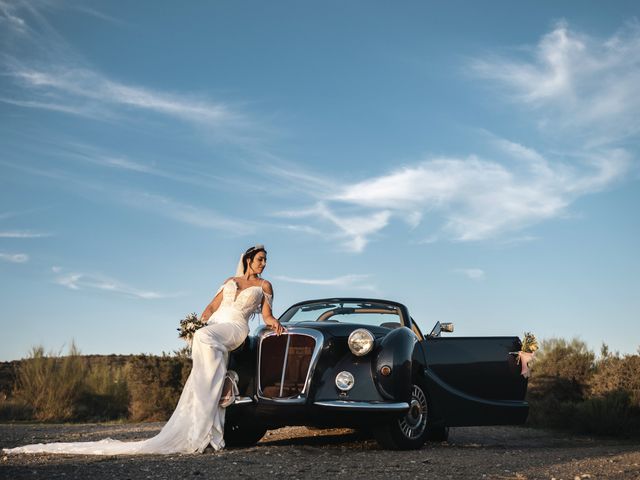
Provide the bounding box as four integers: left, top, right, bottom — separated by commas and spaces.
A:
280, 301, 405, 328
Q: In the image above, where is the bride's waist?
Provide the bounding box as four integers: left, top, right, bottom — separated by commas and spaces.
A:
210, 307, 248, 325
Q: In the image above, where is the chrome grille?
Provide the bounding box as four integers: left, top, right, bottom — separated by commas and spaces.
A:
258, 329, 323, 400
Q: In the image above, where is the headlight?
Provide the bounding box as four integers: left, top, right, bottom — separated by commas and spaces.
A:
348, 328, 374, 356
335, 371, 355, 391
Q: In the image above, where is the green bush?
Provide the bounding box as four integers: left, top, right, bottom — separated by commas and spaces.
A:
14, 343, 87, 421
527, 339, 640, 438
127, 354, 191, 422
573, 389, 640, 437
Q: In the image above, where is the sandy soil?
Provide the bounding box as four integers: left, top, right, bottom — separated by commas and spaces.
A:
1, 423, 639, 479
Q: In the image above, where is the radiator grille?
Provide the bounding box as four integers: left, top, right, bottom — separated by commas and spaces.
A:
259, 333, 316, 398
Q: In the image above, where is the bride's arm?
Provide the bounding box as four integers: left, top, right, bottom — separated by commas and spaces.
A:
199, 278, 232, 323
261, 281, 286, 335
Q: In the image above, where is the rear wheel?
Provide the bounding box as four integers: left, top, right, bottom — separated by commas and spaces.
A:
373, 378, 430, 450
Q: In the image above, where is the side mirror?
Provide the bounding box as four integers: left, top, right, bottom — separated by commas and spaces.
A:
440, 323, 454, 333
428, 321, 455, 337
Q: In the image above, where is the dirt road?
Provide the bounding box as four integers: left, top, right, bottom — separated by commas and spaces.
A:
1, 423, 639, 479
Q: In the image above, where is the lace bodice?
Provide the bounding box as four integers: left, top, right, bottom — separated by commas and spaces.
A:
218, 279, 272, 319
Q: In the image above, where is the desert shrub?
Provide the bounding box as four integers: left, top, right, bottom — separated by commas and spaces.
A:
14, 343, 87, 421
74, 362, 130, 421
127, 354, 191, 422
527, 340, 640, 438
530, 338, 595, 396
573, 389, 640, 437
589, 354, 640, 405
0, 396, 33, 421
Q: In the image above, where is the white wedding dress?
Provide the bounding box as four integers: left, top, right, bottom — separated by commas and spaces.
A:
3, 279, 270, 455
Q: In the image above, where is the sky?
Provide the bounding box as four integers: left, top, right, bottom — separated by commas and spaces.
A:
1, 1, 639, 361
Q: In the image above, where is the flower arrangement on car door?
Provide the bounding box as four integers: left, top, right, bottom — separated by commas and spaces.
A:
517, 332, 538, 378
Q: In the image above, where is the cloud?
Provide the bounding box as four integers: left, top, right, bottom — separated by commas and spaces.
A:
53, 270, 176, 299
1, 159, 255, 235
0, 231, 52, 238
273, 22, 636, 250
59, 143, 242, 192
453, 268, 485, 281
0, 252, 29, 263
274, 274, 376, 290
0, 1, 27, 32
471, 21, 640, 146
0, 3, 259, 144
4, 66, 247, 132
276, 202, 391, 252
119, 191, 256, 235
328, 147, 629, 242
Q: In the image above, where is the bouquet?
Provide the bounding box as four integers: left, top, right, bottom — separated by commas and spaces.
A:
517, 332, 538, 378
520, 332, 539, 353
177, 312, 207, 345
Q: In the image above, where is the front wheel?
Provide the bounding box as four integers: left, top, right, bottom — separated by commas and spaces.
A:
224, 409, 267, 447
373, 379, 430, 450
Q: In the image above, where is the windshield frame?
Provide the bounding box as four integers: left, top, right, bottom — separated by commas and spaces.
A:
278, 298, 411, 329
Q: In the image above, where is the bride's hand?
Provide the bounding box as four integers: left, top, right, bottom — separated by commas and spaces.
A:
270, 320, 286, 336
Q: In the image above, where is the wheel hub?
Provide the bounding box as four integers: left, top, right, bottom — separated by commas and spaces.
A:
406, 399, 422, 427
397, 384, 428, 440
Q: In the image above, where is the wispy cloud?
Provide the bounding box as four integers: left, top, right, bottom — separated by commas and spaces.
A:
471, 21, 640, 146
274, 274, 376, 291
0, 3, 260, 144
0, 231, 52, 238
53, 269, 177, 300
4, 65, 248, 133
2, 159, 255, 235
119, 191, 256, 235
0, 252, 29, 263
453, 268, 485, 281
270, 22, 636, 250
276, 202, 391, 252
59, 143, 241, 191
272, 150, 630, 246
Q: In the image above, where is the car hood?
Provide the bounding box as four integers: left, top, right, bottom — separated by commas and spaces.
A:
280, 321, 393, 338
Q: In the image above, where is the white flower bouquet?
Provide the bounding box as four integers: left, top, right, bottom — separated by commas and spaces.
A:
177, 312, 207, 345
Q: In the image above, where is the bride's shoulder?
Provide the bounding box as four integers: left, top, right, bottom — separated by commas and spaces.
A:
260, 279, 274, 294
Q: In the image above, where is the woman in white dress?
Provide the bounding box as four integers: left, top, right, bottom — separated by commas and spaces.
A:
3, 244, 285, 455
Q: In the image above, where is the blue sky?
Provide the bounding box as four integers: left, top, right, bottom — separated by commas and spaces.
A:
1, 1, 639, 361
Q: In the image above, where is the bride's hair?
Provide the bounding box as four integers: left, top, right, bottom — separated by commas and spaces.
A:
242, 245, 267, 274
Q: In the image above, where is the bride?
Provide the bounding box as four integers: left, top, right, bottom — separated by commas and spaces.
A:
3, 244, 285, 455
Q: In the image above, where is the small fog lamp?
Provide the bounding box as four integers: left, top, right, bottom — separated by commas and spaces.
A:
380, 365, 392, 376
348, 329, 374, 356
335, 371, 355, 391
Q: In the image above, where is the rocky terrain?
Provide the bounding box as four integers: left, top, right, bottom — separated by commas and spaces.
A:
1, 423, 639, 479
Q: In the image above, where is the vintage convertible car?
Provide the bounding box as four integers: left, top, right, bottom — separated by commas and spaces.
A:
224, 297, 529, 450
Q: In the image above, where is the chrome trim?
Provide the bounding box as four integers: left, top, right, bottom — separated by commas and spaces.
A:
313, 400, 410, 411
233, 396, 253, 405
278, 334, 292, 397
335, 371, 355, 391
257, 328, 324, 403
347, 328, 374, 356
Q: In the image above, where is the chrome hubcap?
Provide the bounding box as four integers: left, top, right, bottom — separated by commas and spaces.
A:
398, 385, 428, 439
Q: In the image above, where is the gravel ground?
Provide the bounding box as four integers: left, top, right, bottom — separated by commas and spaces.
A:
1, 423, 639, 480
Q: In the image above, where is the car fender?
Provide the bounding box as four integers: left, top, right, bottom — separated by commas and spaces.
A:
374, 327, 417, 401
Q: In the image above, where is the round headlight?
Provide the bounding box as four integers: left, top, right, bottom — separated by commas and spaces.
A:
335, 371, 355, 391
348, 328, 375, 356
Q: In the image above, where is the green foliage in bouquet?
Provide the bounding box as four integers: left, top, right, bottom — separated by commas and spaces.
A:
521, 332, 539, 353
177, 312, 206, 344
